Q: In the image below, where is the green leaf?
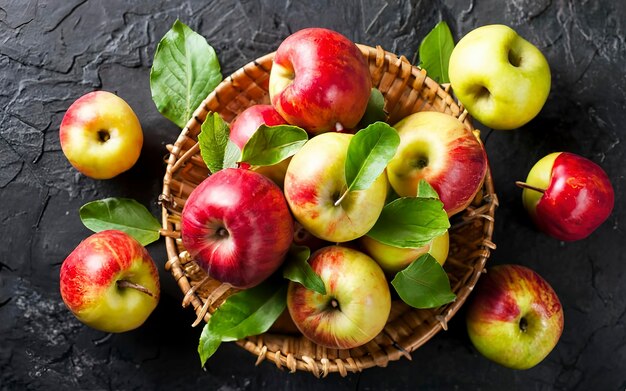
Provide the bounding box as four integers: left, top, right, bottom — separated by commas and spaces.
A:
198, 112, 240, 173
392, 254, 456, 308
344, 122, 400, 194
197, 279, 288, 366
240, 124, 308, 166
357, 88, 387, 129
282, 245, 326, 295
417, 179, 440, 199
367, 197, 450, 248
150, 19, 222, 128
418, 21, 454, 84
79, 198, 161, 246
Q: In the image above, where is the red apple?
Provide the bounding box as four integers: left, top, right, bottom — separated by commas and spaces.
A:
284, 132, 388, 242
386, 111, 488, 216
517, 152, 614, 241
181, 168, 293, 289
60, 230, 160, 333
287, 245, 391, 349
269, 27, 372, 135
60, 91, 143, 179
466, 264, 564, 370
229, 104, 291, 188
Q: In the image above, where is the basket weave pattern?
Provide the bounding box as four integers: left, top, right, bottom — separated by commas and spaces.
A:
160, 45, 498, 377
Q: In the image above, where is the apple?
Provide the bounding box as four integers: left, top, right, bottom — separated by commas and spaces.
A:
516, 152, 614, 241
448, 24, 551, 130
284, 132, 388, 243
386, 111, 488, 216
181, 168, 293, 289
60, 91, 143, 179
466, 264, 564, 370
229, 104, 291, 188
269, 27, 372, 135
287, 245, 391, 349
361, 230, 449, 274
59, 230, 160, 333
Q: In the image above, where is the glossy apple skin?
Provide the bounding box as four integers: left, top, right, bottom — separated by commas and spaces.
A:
181, 168, 293, 289
449, 24, 551, 130
60, 91, 143, 179
269, 28, 372, 135
387, 111, 488, 216
466, 264, 564, 370
229, 104, 291, 187
361, 230, 449, 274
287, 245, 391, 349
522, 152, 614, 241
284, 132, 388, 242
59, 230, 160, 333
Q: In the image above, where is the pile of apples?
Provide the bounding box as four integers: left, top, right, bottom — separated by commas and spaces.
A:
56, 23, 616, 372
180, 27, 488, 350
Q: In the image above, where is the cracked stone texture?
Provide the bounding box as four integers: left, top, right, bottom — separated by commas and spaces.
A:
0, 0, 624, 389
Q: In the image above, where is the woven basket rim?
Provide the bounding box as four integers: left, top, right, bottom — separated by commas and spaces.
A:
159, 44, 498, 378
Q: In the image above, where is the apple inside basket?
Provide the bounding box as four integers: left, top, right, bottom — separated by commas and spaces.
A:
160, 45, 497, 377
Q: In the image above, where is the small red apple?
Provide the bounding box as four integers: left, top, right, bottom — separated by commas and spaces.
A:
60, 230, 160, 333
517, 152, 614, 241
466, 264, 564, 370
287, 245, 391, 349
181, 168, 293, 289
60, 91, 143, 179
269, 27, 372, 135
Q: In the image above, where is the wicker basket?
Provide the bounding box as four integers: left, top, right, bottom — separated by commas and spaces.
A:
160, 44, 498, 377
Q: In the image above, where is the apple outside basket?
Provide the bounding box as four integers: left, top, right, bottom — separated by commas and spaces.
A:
159, 44, 498, 377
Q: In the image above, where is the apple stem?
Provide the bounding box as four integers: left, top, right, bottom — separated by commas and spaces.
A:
330, 298, 339, 309
515, 181, 545, 194
334, 190, 349, 207
117, 279, 155, 297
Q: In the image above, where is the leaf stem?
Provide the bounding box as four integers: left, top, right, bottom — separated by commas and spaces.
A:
515, 181, 545, 194
117, 279, 155, 297
334, 190, 349, 207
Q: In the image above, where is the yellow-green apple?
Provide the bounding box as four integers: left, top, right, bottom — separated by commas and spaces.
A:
361, 230, 449, 274
448, 24, 551, 130
516, 152, 614, 241
284, 132, 387, 242
386, 111, 487, 216
466, 264, 564, 370
229, 104, 291, 187
60, 91, 143, 179
269, 27, 372, 135
59, 230, 160, 333
287, 245, 391, 349
181, 168, 293, 289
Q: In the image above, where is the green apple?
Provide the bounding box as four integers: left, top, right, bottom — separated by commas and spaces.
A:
361, 231, 449, 274
386, 111, 487, 216
449, 24, 551, 130
286, 245, 391, 349
284, 132, 388, 242
60, 91, 143, 179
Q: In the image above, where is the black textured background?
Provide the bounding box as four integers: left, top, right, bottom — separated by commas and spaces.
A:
1, 1, 625, 390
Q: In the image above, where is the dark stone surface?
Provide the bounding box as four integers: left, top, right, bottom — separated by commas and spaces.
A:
0, 0, 624, 389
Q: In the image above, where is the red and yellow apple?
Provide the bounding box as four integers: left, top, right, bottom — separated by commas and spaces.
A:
60, 91, 143, 179
386, 111, 488, 216
449, 24, 551, 130
59, 230, 160, 333
269, 27, 372, 135
181, 168, 293, 289
517, 152, 614, 241
229, 104, 291, 187
361, 230, 449, 274
287, 245, 391, 349
284, 132, 388, 243
466, 264, 564, 370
